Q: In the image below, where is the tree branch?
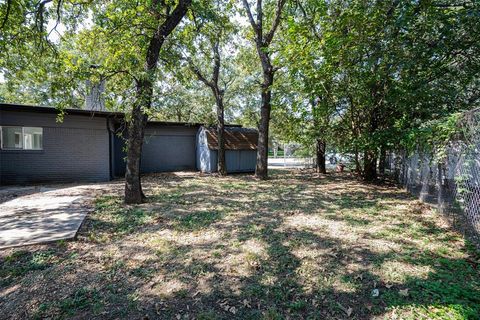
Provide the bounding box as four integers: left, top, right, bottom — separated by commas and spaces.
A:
256, 0, 263, 35
47, 0, 63, 39
145, 0, 192, 71
264, 0, 286, 45
189, 60, 213, 89
211, 38, 221, 86
1, 0, 12, 29
242, 0, 261, 39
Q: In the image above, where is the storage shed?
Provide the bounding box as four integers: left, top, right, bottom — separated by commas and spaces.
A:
196, 126, 258, 173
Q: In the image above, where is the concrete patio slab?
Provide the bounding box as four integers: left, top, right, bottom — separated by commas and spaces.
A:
0, 184, 106, 249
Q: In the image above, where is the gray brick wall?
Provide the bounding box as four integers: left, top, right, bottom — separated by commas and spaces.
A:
0, 110, 110, 185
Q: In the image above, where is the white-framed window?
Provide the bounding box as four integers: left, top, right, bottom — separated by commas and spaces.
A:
0, 126, 43, 150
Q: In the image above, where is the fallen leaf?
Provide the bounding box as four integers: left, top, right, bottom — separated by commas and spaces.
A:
399, 288, 409, 297
385, 284, 393, 289
155, 303, 163, 315
337, 302, 353, 317
346, 307, 353, 317
371, 289, 380, 297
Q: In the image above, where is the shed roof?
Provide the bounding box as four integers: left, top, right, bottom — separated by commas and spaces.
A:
205, 127, 258, 150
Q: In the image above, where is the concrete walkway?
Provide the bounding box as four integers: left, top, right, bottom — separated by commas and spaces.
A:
0, 184, 105, 249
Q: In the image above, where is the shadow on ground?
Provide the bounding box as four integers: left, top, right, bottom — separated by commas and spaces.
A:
0, 169, 479, 319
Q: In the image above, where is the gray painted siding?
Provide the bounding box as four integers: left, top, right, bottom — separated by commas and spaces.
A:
113, 133, 127, 177
142, 125, 197, 172
0, 110, 110, 185
114, 124, 198, 175
231, 150, 257, 172
208, 150, 257, 173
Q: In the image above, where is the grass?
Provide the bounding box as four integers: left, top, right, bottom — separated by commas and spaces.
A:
0, 169, 479, 319
0, 249, 66, 286
175, 210, 222, 231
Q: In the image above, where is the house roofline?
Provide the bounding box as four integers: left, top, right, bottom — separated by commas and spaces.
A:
0, 102, 121, 117
0, 103, 242, 128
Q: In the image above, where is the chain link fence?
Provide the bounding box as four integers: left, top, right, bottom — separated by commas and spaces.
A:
387, 108, 480, 246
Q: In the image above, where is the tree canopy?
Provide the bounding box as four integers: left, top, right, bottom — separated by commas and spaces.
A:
1, 0, 479, 188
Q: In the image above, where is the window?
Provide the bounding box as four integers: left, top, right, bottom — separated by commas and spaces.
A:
23, 127, 43, 150
1, 127, 43, 150
1, 127, 23, 149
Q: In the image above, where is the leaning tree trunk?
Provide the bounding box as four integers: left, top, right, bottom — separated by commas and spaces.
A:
123, 0, 191, 204
125, 81, 151, 203
255, 71, 274, 179
316, 138, 326, 174
216, 94, 227, 176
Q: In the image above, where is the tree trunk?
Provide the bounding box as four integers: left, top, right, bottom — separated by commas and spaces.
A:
216, 94, 227, 176
242, 0, 285, 180
190, 39, 227, 175
255, 71, 273, 179
123, 0, 191, 204
378, 147, 386, 177
363, 96, 379, 182
125, 80, 151, 203
363, 150, 377, 181
354, 149, 361, 175
316, 138, 326, 174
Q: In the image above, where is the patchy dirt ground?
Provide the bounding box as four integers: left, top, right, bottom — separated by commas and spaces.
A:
0, 169, 479, 320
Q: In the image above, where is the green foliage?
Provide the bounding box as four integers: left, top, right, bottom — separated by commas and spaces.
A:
1, 0, 479, 169
275, 0, 480, 170
405, 112, 463, 158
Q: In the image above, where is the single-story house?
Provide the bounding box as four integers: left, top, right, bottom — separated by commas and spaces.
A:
0, 103, 258, 185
